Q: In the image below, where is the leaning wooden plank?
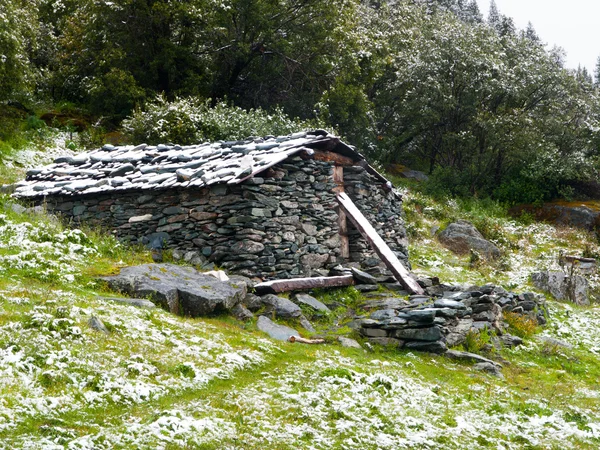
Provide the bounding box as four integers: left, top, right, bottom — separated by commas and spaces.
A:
336, 192, 425, 295
254, 275, 355, 295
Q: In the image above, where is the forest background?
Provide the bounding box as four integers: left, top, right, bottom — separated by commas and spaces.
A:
2, 0, 600, 205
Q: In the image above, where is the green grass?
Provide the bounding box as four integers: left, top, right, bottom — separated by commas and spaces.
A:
0, 159, 600, 447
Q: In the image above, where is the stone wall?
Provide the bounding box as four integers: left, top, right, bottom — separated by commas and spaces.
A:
343, 166, 409, 269
41, 156, 408, 279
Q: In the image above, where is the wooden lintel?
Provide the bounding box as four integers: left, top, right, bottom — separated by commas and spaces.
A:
313, 150, 356, 166
336, 192, 424, 295
254, 275, 355, 295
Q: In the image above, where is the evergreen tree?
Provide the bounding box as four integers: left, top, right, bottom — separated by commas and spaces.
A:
594, 55, 600, 88
462, 0, 483, 24
487, 0, 501, 29
524, 21, 540, 43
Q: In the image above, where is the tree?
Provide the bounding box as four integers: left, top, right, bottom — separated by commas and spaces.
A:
594, 55, 600, 88
524, 21, 540, 43
487, 0, 501, 30
0, 0, 39, 101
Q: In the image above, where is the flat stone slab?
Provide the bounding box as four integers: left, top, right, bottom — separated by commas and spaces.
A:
98, 296, 156, 309
257, 316, 300, 341
101, 263, 246, 316
292, 293, 330, 312
338, 336, 362, 349
260, 294, 302, 318
445, 350, 502, 367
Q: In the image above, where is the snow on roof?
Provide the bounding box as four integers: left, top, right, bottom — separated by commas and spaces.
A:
13, 130, 360, 198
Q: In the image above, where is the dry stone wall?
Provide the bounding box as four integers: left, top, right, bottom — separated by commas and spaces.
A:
343, 166, 409, 268
42, 156, 409, 279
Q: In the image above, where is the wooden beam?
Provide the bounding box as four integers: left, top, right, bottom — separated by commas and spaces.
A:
333, 166, 350, 259
313, 150, 356, 166
254, 275, 355, 295
336, 192, 424, 295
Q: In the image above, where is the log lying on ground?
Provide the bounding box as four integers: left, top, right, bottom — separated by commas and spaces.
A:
336, 192, 425, 295
288, 336, 326, 344
254, 275, 355, 295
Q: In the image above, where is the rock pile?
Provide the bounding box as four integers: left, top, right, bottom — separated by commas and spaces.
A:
356, 278, 547, 353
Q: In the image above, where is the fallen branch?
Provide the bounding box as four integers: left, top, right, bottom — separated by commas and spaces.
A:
288, 336, 325, 344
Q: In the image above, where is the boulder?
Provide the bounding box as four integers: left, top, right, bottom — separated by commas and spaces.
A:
260, 294, 302, 318
338, 336, 362, 349
474, 362, 504, 378
101, 263, 246, 316
231, 304, 254, 321
531, 270, 589, 305
438, 220, 501, 259
257, 316, 300, 341
292, 293, 330, 313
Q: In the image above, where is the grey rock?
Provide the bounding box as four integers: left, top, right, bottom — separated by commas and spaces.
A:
243, 293, 263, 312
361, 328, 388, 337
370, 309, 397, 321
393, 326, 442, 341
299, 315, 316, 332
474, 362, 504, 378
355, 284, 379, 292
531, 270, 589, 305
351, 267, 379, 284
367, 337, 404, 348
109, 163, 135, 177
338, 336, 362, 349
101, 263, 245, 316
260, 294, 302, 318
292, 293, 330, 312
445, 350, 502, 367
231, 304, 254, 321
498, 334, 523, 348
404, 340, 447, 353
438, 220, 501, 259
537, 335, 573, 349
434, 299, 466, 309
363, 298, 409, 310
300, 253, 329, 269
380, 317, 409, 329
88, 315, 109, 334
400, 309, 436, 323
99, 296, 156, 309
257, 316, 300, 341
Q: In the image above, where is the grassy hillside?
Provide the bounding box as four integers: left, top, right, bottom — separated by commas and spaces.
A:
0, 149, 599, 449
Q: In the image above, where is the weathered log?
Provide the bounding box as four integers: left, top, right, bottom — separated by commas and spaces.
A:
336, 192, 424, 295
288, 336, 326, 344
254, 275, 355, 295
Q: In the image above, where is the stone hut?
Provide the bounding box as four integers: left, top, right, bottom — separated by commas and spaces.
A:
12, 130, 409, 280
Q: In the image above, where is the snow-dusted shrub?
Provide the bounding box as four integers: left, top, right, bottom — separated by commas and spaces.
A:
122, 95, 325, 145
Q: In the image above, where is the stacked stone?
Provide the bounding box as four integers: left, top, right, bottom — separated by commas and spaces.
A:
343, 166, 409, 268
358, 279, 547, 353
44, 157, 346, 279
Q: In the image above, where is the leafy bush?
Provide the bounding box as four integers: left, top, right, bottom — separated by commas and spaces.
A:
503, 312, 539, 338
122, 95, 326, 145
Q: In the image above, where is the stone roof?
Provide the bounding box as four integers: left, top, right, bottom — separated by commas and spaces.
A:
13, 130, 371, 199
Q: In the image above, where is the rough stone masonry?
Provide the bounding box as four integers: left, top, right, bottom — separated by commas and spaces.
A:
12, 131, 409, 280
